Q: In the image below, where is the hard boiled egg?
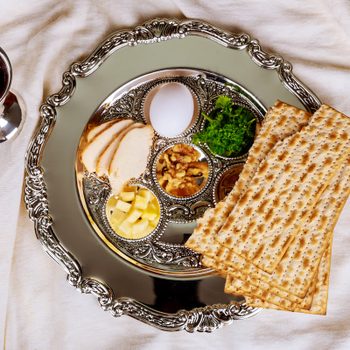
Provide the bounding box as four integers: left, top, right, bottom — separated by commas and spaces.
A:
146, 82, 196, 138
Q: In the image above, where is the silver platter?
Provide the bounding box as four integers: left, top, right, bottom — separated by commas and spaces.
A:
77, 68, 265, 277
25, 18, 321, 333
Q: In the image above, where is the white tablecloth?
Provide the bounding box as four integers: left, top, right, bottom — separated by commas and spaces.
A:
1, 1, 350, 349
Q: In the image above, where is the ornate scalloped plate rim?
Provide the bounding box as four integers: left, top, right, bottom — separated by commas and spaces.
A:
24, 18, 321, 333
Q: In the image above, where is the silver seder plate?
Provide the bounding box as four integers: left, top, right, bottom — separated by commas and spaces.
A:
25, 19, 321, 332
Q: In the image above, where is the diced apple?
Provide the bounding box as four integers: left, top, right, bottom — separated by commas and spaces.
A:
141, 212, 157, 221
149, 202, 160, 213
151, 196, 159, 205
118, 220, 133, 237
141, 205, 158, 220
147, 224, 156, 233
139, 189, 152, 203
106, 197, 118, 218
107, 196, 118, 207
132, 219, 149, 236
110, 209, 127, 226
150, 217, 159, 227
148, 220, 156, 229
120, 191, 135, 202
116, 199, 132, 212
106, 185, 160, 240
134, 195, 148, 210
126, 208, 142, 223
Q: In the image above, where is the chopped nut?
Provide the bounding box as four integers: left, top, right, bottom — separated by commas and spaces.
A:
176, 171, 186, 178
156, 144, 209, 197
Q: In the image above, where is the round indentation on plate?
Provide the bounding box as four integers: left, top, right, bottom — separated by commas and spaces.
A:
143, 82, 199, 138
213, 163, 245, 203
193, 101, 259, 161
105, 184, 161, 241
154, 143, 211, 199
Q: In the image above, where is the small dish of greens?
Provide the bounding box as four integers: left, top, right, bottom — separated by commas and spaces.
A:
192, 95, 256, 158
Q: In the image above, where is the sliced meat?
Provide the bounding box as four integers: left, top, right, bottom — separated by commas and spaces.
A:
86, 119, 117, 143
109, 125, 154, 195
81, 119, 133, 173
96, 122, 144, 177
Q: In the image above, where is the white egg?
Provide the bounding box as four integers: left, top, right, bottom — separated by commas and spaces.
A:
148, 82, 195, 138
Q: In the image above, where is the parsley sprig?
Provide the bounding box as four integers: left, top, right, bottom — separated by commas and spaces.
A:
193, 95, 256, 157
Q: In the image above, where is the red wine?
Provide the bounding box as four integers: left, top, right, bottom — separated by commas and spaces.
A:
0, 54, 10, 101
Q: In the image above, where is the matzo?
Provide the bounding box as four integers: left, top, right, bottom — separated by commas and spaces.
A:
185, 101, 310, 257
244, 243, 332, 315
223, 248, 323, 310
203, 254, 317, 308
296, 241, 333, 315
203, 158, 350, 301
216, 105, 350, 273
213, 152, 350, 298
225, 273, 312, 311
224, 244, 331, 313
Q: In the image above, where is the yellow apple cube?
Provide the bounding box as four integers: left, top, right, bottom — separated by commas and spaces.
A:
141, 212, 157, 221
141, 206, 158, 221
126, 208, 142, 223
132, 219, 149, 236
134, 195, 148, 210
120, 191, 135, 202
150, 217, 159, 228
118, 220, 133, 237
107, 196, 118, 207
116, 200, 132, 213
110, 209, 127, 226
106, 197, 118, 216
139, 189, 152, 203
148, 222, 156, 231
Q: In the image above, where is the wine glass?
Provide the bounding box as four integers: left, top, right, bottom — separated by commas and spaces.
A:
0, 47, 23, 143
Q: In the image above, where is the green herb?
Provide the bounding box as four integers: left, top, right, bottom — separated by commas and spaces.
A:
192, 95, 256, 157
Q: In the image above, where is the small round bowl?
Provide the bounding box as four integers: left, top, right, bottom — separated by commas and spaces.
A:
142, 81, 200, 139
213, 163, 245, 204
153, 142, 212, 201
196, 101, 259, 161
104, 183, 165, 242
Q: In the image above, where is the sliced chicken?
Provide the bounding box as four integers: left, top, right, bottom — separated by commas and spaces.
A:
109, 125, 154, 195
86, 119, 117, 143
81, 119, 133, 173
96, 122, 144, 177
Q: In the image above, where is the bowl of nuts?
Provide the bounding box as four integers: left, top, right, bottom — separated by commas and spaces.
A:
154, 143, 210, 199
